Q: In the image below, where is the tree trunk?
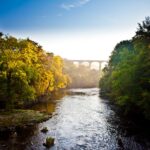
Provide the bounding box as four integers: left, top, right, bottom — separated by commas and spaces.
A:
6, 70, 13, 110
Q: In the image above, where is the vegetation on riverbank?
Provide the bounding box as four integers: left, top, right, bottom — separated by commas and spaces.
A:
0, 33, 70, 110
43, 137, 55, 148
0, 109, 50, 130
99, 17, 150, 120
63, 59, 99, 88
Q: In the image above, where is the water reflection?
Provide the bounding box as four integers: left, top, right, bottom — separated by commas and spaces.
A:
32, 102, 56, 114
0, 125, 38, 150
31, 90, 67, 114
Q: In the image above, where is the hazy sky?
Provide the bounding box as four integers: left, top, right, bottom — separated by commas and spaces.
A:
0, 0, 150, 60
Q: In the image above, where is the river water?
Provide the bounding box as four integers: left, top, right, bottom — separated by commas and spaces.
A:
0, 88, 150, 150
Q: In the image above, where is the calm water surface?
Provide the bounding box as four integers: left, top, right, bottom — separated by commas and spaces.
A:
0, 88, 150, 150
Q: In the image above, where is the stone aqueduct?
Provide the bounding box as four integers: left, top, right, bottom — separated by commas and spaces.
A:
69, 59, 108, 72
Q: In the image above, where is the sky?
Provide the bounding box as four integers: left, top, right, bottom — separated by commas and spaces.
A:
0, 0, 150, 60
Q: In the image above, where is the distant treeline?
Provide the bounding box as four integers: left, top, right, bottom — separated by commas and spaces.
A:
99, 17, 150, 120
63, 60, 99, 88
0, 33, 69, 109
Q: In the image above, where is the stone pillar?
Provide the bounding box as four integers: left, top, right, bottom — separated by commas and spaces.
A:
78, 61, 81, 67
89, 62, 92, 69
99, 62, 102, 78
99, 62, 102, 71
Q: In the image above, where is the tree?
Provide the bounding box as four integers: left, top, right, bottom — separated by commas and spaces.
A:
100, 17, 150, 119
0, 33, 70, 109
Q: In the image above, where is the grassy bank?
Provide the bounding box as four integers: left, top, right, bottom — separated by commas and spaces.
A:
0, 109, 51, 130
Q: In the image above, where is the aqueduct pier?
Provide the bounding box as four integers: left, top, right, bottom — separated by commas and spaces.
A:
69, 59, 108, 71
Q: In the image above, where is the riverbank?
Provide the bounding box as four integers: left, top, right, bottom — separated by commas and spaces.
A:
0, 109, 51, 134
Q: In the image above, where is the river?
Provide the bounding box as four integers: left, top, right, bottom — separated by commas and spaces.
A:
0, 88, 150, 150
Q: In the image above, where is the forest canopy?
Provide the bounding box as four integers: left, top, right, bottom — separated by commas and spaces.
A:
0, 33, 69, 109
99, 17, 150, 120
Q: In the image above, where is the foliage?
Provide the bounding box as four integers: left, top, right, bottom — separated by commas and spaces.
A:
63, 60, 100, 88
99, 17, 150, 119
41, 127, 48, 133
0, 34, 69, 109
43, 137, 55, 148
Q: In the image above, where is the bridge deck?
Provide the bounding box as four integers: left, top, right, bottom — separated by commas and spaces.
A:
69, 60, 108, 63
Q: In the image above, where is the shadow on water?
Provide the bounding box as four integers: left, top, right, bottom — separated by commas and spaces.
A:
0, 88, 150, 150
0, 125, 38, 150
100, 98, 150, 150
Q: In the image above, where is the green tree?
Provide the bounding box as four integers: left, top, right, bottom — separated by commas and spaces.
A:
0, 34, 70, 109
100, 17, 150, 119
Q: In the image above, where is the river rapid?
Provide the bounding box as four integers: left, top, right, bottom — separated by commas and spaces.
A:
0, 88, 150, 150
